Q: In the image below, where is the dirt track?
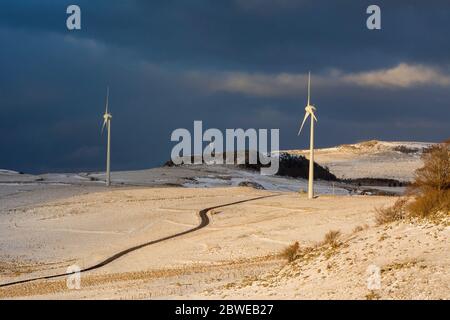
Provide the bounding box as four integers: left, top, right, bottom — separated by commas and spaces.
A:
0, 194, 278, 288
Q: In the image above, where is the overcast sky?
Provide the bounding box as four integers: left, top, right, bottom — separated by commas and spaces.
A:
0, 1, 449, 173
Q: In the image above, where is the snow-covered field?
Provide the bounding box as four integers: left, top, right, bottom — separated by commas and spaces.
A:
0, 164, 350, 198
0, 187, 447, 299
0, 140, 447, 299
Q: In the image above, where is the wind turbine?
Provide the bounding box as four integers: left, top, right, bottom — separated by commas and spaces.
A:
101, 87, 112, 186
298, 72, 318, 199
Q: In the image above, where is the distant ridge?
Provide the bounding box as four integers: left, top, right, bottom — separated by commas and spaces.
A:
284, 140, 435, 155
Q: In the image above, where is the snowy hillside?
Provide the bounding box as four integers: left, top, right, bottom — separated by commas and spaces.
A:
284, 140, 435, 181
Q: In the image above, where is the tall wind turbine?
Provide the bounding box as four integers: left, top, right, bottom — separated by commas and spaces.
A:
298, 72, 318, 199
101, 87, 112, 186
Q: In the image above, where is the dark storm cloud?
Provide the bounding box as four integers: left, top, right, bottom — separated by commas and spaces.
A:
4, 0, 450, 71
0, 1, 449, 173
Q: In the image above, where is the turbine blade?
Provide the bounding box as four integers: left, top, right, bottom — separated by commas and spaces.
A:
312, 112, 318, 122
307, 71, 311, 106
105, 87, 109, 113
298, 112, 310, 135
101, 119, 107, 134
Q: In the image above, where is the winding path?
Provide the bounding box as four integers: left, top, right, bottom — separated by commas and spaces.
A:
0, 194, 278, 288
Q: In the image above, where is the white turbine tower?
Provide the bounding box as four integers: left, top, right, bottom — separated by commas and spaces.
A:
298, 72, 318, 199
101, 87, 112, 186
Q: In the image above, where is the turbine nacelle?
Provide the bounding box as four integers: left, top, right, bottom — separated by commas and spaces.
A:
298, 106, 318, 136
101, 87, 112, 134
305, 105, 316, 113
101, 113, 112, 134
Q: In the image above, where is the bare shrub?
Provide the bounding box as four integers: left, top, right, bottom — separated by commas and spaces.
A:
411, 143, 450, 195
408, 142, 450, 218
281, 241, 299, 262
376, 142, 449, 224
375, 198, 408, 225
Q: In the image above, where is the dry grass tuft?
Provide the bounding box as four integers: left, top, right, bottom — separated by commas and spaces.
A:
375, 198, 408, 225
407, 190, 450, 219
280, 230, 345, 263
352, 224, 369, 233
280, 241, 300, 262
352, 225, 364, 233
322, 230, 342, 248
365, 291, 381, 300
